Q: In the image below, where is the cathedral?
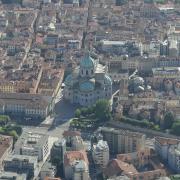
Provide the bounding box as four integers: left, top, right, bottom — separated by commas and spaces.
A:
63, 52, 112, 106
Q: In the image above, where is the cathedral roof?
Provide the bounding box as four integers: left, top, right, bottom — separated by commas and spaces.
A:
80, 52, 94, 69
80, 81, 95, 92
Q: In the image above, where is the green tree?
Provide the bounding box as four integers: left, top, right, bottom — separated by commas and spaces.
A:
95, 99, 111, 121
171, 121, 180, 136
163, 111, 174, 129
75, 109, 81, 118
81, 108, 88, 116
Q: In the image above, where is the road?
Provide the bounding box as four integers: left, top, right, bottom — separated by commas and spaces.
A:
23, 88, 77, 138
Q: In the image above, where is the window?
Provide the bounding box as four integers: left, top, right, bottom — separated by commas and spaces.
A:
86, 70, 88, 75
91, 69, 94, 74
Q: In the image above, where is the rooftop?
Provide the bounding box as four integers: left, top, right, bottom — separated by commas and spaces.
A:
0, 135, 13, 162
64, 150, 89, 167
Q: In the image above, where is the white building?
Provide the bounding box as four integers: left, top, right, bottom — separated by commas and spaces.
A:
92, 140, 109, 168
73, 160, 89, 180
14, 131, 49, 162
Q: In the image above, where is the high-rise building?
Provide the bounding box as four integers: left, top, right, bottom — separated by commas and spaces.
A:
98, 127, 145, 154
92, 140, 109, 168
51, 138, 66, 164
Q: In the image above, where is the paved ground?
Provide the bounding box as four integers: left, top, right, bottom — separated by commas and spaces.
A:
23, 120, 71, 138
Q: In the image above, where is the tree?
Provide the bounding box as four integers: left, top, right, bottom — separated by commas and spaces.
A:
163, 111, 175, 129
75, 109, 81, 118
171, 121, 180, 136
94, 99, 111, 121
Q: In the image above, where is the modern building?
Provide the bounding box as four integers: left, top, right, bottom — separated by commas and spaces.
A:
64, 52, 112, 106
64, 151, 90, 180
73, 160, 90, 180
40, 162, 56, 180
98, 127, 145, 154
3, 154, 39, 179
168, 144, 180, 173
0, 135, 13, 170
51, 138, 66, 164
92, 140, 109, 168
14, 131, 49, 162
0, 172, 27, 180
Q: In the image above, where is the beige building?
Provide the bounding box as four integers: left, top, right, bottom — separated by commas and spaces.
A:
64, 151, 90, 180
98, 127, 145, 154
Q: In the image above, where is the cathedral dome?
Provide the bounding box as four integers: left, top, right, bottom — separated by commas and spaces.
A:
80, 81, 95, 92
80, 52, 95, 69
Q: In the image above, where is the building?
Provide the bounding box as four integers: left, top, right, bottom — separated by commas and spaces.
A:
104, 159, 166, 180
168, 144, 180, 173
98, 127, 145, 154
51, 138, 66, 164
40, 162, 56, 180
0, 135, 13, 170
71, 136, 85, 151
3, 154, 39, 179
64, 52, 112, 106
92, 140, 109, 168
14, 131, 49, 162
0, 92, 54, 119
72, 160, 89, 180
0, 172, 27, 180
155, 137, 180, 173
63, 130, 81, 146
155, 137, 180, 162
64, 151, 90, 180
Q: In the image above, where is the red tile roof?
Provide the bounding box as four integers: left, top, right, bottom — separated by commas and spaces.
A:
64, 150, 88, 166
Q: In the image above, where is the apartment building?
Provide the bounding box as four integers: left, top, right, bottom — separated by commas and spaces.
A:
92, 140, 109, 168
64, 151, 90, 180
98, 127, 145, 154
155, 137, 180, 173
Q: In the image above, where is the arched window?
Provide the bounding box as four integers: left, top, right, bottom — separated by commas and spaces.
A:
91, 69, 93, 74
